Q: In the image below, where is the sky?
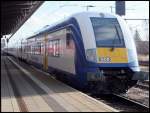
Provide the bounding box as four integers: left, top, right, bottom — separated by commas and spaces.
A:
6, 1, 149, 47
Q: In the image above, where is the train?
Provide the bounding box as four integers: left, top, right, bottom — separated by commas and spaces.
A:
5, 12, 145, 94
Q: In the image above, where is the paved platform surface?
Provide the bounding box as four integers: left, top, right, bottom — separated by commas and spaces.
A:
1, 55, 118, 112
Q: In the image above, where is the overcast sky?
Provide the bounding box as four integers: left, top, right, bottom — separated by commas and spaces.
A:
7, 1, 149, 47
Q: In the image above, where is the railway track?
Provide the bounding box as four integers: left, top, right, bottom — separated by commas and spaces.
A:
88, 93, 149, 112
139, 61, 149, 66
135, 83, 149, 90
141, 80, 149, 86
113, 94, 149, 112
61, 77, 149, 112
135, 80, 149, 90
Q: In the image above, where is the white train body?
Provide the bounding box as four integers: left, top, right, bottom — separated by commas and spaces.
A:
5, 12, 145, 93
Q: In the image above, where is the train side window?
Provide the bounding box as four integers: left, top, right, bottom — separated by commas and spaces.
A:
53, 40, 59, 57
37, 42, 41, 55
29, 45, 31, 54
66, 33, 70, 46
66, 33, 74, 49
48, 40, 53, 56
50, 39, 61, 57
34, 45, 36, 54
66, 33, 71, 48
39, 42, 41, 54
31, 45, 33, 54
31, 45, 34, 54
32, 44, 35, 54
41, 43, 44, 54
55, 40, 60, 57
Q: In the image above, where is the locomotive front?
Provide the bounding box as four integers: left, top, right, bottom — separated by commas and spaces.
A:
76, 12, 146, 93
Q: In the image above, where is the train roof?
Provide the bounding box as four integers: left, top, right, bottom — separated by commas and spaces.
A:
27, 12, 118, 39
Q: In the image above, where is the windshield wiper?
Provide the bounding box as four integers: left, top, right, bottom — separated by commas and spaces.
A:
110, 24, 120, 51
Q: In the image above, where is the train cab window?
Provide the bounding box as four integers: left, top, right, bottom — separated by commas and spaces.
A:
91, 18, 125, 47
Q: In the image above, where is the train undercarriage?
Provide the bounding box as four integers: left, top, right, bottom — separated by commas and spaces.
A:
87, 69, 138, 94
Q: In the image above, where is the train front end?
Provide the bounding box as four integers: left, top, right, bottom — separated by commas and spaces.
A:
77, 12, 146, 93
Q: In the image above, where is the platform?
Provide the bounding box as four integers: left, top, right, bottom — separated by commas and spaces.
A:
1, 55, 118, 112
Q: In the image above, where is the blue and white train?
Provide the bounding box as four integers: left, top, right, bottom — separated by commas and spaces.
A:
6, 12, 145, 94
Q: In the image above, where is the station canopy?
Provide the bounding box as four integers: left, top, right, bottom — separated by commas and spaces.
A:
1, 1, 44, 39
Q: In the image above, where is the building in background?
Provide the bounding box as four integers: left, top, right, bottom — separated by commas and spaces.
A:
141, 20, 149, 41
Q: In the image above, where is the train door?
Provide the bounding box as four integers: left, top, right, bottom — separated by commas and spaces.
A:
43, 35, 48, 70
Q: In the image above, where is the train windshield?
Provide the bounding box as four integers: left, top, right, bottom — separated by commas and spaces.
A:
91, 18, 125, 47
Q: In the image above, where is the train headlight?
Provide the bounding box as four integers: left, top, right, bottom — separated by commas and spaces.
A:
86, 49, 97, 63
